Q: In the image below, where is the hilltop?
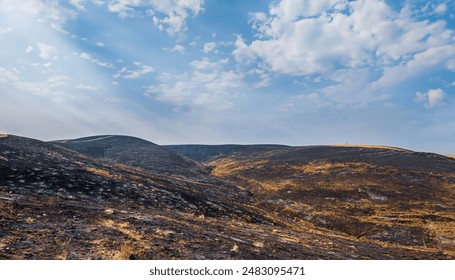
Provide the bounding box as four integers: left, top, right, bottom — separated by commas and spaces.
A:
51, 135, 208, 179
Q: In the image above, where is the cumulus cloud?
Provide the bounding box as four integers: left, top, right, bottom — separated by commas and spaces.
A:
190, 57, 227, 70
203, 42, 217, 53
415, 88, 447, 108
372, 45, 455, 88
234, 0, 454, 78
36, 42, 57, 60
25, 46, 34, 53
2, 0, 204, 36
69, 0, 86, 10
0, 67, 20, 85
113, 62, 153, 79
12, 0, 78, 29
163, 44, 185, 53
145, 59, 243, 112
434, 3, 448, 15
106, 0, 204, 35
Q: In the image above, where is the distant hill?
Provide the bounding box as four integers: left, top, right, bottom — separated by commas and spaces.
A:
164, 144, 289, 162
52, 135, 208, 179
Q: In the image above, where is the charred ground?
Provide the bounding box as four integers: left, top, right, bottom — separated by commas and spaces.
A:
1, 134, 454, 259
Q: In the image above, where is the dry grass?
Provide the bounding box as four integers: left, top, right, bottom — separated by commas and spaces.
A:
210, 159, 268, 176
99, 219, 143, 241
98, 219, 151, 260
0, 134, 7, 139
85, 167, 124, 180
114, 241, 140, 260
330, 144, 409, 152
286, 161, 378, 175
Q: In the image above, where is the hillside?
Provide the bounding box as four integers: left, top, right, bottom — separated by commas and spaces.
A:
1, 135, 279, 259
1, 135, 454, 259
165, 144, 289, 162
205, 145, 455, 256
52, 135, 208, 179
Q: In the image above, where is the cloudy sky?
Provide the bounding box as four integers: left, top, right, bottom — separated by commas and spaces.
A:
0, 0, 454, 153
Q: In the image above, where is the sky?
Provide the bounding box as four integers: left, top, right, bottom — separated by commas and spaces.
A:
0, 0, 454, 154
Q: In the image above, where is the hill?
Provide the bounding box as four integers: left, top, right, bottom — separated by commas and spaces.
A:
206, 145, 455, 257
1, 134, 281, 259
164, 144, 289, 162
1, 135, 454, 259
52, 135, 208, 179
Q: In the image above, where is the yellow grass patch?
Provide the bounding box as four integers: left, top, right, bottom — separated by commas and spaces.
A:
331, 144, 409, 152
99, 219, 143, 241
85, 167, 123, 180
286, 161, 377, 175
210, 159, 268, 176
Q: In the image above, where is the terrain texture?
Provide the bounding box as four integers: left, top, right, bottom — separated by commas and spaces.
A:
1, 134, 455, 259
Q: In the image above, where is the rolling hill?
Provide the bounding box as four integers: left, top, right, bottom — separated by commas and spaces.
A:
52, 135, 208, 179
1, 134, 454, 259
205, 145, 455, 255
165, 144, 289, 162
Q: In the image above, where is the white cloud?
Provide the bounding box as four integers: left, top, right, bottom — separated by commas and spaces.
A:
70, 0, 86, 10
106, 0, 204, 35
16, 0, 78, 29
145, 63, 243, 112
96, 41, 105, 47
234, 0, 454, 77
203, 42, 217, 53
76, 84, 99, 91
190, 57, 227, 70
269, 0, 346, 20
0, 67, 20, 85
113, 62, 153, 79
372, 45, 455, 88
36, 42, 57, 60
0, 69, 71, 97
164, 44, 185, 53
25, 46, 34, 53
415, 88, 446, 108
91, 0, 104, 5
434, 3, 448, 15
79, 52, 114, 68
0, 26, 13, 36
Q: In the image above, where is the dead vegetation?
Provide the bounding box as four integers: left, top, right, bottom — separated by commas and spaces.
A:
1, 135, 455, 259
207, 145, 455, 259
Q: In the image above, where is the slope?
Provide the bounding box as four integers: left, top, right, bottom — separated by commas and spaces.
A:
207, 145, 455, 257
165, 144, 289, 162
1, 135, 452, 259
52, 135, 208, 179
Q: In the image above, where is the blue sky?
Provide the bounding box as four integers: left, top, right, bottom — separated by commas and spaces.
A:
0, 0, 454, 154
